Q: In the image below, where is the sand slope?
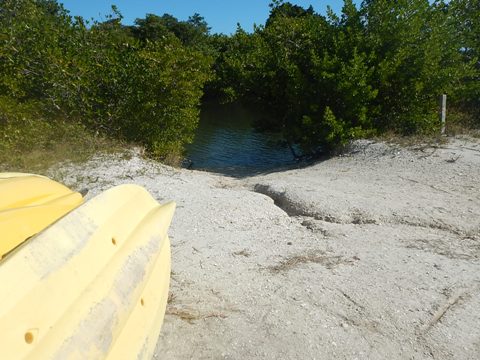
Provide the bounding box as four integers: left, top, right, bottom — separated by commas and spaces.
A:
50, 136, 480, 360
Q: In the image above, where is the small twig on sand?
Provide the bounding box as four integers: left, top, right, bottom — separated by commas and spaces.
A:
398, 176, 452, 195
445, 155, 461, 163
417, 147, 437, 159
166, 306, 229, 324
204, 312, 228, 320
192, 246, 201, 253
422, 291, 464, 333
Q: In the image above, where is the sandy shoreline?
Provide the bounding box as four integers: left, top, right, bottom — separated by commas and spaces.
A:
50, 136, 480, 359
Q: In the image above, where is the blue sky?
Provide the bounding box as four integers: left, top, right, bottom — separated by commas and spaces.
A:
60, 1, 350, 35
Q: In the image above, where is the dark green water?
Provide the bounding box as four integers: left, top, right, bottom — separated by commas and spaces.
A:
185, 102, 296, 174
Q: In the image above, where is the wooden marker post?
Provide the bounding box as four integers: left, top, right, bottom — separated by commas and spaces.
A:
440, 94, 446, 135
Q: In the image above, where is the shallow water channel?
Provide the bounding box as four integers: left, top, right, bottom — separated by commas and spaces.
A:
185, 102, 296, 175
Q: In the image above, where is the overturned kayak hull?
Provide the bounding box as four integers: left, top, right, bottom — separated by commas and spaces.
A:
0, 173, 83, 259
0, 184, 174, 359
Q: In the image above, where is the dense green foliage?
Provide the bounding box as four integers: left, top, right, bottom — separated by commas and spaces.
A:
208, 0, 479, 153
0, 0, 212, 161
0, 0, 478, 163
449, 0, 480, 125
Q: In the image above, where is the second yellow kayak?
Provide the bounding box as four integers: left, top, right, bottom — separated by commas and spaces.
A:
0, 173, 83, 259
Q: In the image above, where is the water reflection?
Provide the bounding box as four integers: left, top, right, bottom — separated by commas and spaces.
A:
185, 102, 296, 175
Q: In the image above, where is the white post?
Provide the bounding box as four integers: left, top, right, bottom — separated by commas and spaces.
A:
440, 94, 446, 135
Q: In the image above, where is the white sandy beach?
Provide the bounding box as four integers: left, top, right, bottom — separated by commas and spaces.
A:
50, 136, 480, 360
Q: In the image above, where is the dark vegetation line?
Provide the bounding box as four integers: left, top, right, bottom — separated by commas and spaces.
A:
0, 0, 478, 168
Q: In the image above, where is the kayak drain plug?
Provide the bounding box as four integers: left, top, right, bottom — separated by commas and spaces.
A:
24, 331, 34, 344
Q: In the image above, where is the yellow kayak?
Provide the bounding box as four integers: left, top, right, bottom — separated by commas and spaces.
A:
0, 173, 83, 259
0, 184, 174, 359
